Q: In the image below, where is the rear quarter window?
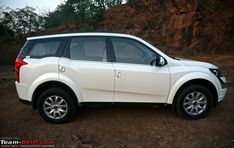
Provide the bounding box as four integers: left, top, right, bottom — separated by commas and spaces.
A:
18, 40, 32, 58
27, 38, 65, 58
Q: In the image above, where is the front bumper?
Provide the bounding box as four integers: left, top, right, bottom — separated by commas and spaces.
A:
217, 76, 227, 103
19, 98, 31, 105
218, 88, 227, 103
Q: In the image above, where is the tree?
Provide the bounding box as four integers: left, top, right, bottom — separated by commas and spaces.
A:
0, 6, 44, 35
43, 0, 123, 31
105, 0, 123, 8
0, 24, 14, 41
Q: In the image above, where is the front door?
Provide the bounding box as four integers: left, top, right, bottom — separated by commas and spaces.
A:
111, 37, 170, 103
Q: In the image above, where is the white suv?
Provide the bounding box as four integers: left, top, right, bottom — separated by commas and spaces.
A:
15, 33, 227, 123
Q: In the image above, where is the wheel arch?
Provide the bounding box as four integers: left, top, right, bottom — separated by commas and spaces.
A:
170, 79, 218, 111
32, 81, 79, 110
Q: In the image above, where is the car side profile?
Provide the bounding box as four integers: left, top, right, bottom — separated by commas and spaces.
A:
15, 32, 227, 123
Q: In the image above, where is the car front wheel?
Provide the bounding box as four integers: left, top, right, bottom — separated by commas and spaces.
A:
176, 85, 212, 119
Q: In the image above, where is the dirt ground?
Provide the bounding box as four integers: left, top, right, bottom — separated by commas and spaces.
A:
0, 54, 234, 148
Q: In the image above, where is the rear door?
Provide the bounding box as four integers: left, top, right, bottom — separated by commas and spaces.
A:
59, 36, 115, 102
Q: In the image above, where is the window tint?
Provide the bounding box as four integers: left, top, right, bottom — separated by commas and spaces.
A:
112, 38, 156, 65
70, 37, 107, 62
29, 40, 61, 58
18, 40, 32, 58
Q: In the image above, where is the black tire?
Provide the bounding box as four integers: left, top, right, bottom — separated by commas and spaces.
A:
176, 84, 212, 119
37, 87, 77, 123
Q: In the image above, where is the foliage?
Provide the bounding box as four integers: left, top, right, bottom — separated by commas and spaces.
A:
0, 24, 14, 41
44, 0, 122, 31
104, 0, 123, 8
0, 6, 44, 35
0, 0, 124, 39
197, 0, 209, 13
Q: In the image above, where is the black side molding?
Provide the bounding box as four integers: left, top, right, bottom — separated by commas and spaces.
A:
79, 102, 166, 107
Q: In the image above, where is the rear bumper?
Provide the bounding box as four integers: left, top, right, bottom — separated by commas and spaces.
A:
15, 81, 30, 102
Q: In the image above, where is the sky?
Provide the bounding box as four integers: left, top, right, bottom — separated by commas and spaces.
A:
0, 0, 65, 14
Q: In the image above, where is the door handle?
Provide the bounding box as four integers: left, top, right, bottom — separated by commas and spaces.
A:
59, 66, 65, 72
116, 71, 122, 78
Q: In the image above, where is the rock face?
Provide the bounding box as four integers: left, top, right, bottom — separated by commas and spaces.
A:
98, 0, 234, 55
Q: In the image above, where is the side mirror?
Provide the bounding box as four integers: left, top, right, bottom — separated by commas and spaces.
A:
151, 56, 166, 67
157, 56, 166, 66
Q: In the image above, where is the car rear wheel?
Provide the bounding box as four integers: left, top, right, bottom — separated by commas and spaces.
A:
38, 87, 77, 123
176, 85, 212, 119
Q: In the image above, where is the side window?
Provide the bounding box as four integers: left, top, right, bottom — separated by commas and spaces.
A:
18, 40, 32, 58
28, 40, 62, 58
69, 37, 107, 62
112, 38, 156, 65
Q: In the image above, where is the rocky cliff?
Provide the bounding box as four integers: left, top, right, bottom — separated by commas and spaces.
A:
98, 0, 234, 55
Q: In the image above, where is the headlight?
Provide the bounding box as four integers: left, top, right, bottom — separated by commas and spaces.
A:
209, 68, 223, 77
209, 68, 226, 88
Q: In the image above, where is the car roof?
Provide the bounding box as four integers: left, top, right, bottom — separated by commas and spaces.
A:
27, 32, 137, 40
26, 32, 170, 59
